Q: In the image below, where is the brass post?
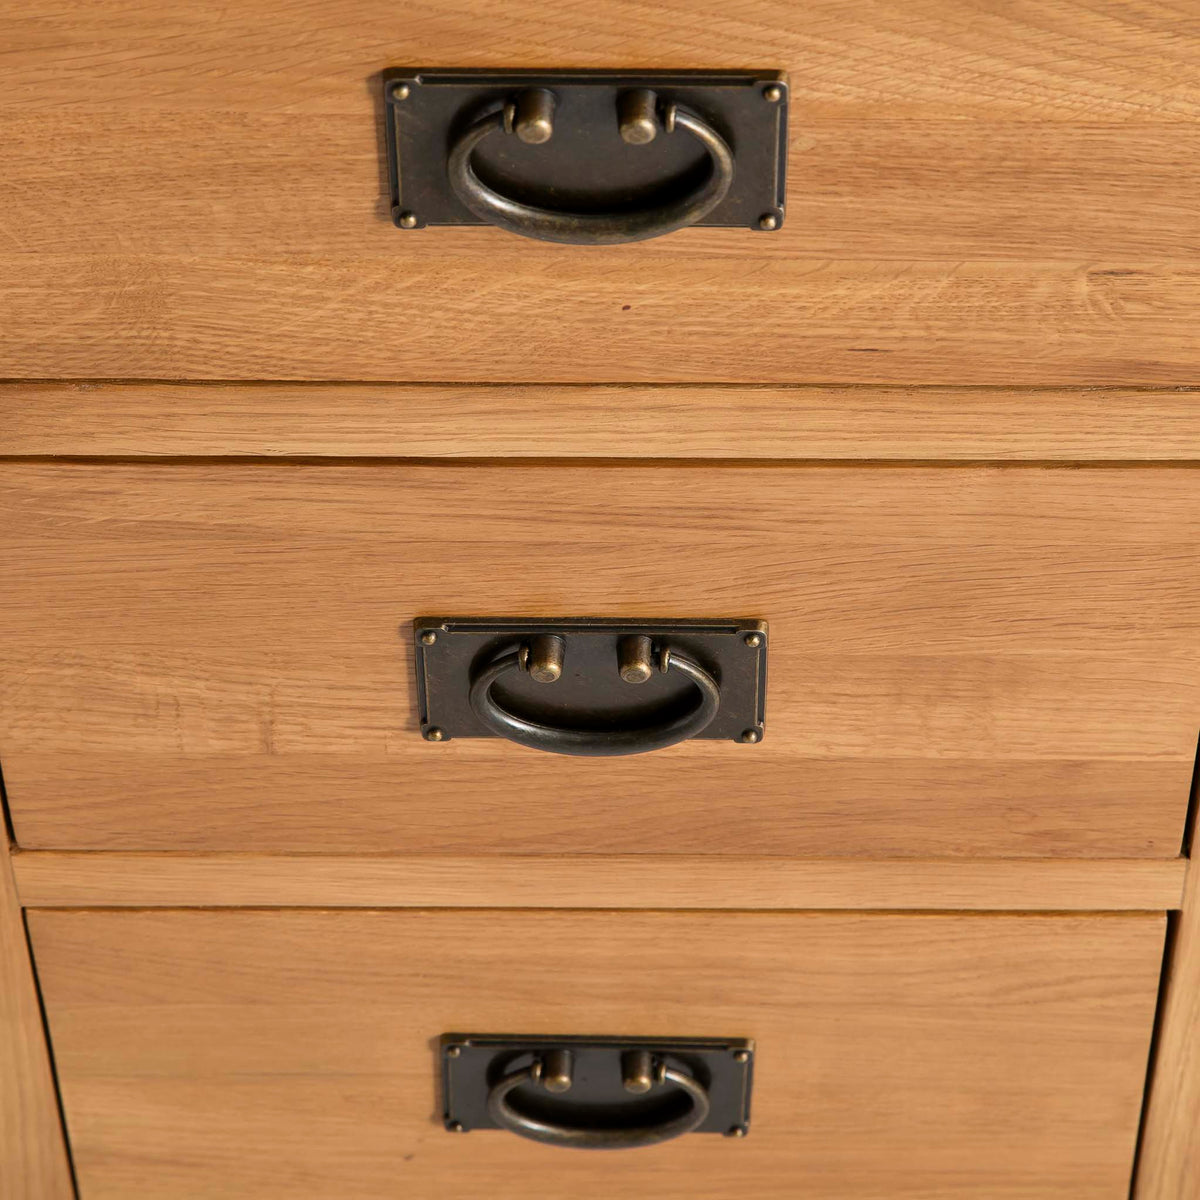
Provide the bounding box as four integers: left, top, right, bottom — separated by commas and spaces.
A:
618, 88, 659, 145
618, 634, 655, 684
622, 1048, 656, 1094
541, 1048, 574, 1094
513, 88, 556, 144
526, 634, 566, 683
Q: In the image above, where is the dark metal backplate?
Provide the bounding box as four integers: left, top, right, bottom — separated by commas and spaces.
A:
441, 1035, 755, 1136
384, 69, 788, 231
413, 618, 767, 744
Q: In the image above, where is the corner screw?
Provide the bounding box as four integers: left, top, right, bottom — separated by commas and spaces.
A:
425, 727, 446, 742
419, 629, 438, 645
398, 211, 419, 229
744, 632, 764, 648
446, 1045, 462, 1058
758, 213, 780, 231
762, 84, 784, 102
728, 1125, 748, 1138
392, 83, 411, 101
448, 1121, 465, 1133
733, 1049, 751, 1063
740, 728, 762, 744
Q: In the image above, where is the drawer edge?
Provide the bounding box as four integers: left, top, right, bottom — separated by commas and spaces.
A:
11, 850, 1187, 912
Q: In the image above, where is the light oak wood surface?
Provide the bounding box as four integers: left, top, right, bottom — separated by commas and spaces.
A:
0, 1, 1197, 381
2, 116, 1194, 261
6, 382, 1200, 460
0, 836, 73, 1200
1134, 833, 1200, 1197
3, 1, 1197, 119
3, 461, 1197, 857
11, 851, 1185, 912
3, 248, 1195, 386
28, 908, 1166, 1199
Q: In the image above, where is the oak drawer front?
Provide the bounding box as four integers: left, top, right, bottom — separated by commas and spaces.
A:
28, 908, 1163, 1199
1, 3, 1197, 383
2, 462, 1198, 857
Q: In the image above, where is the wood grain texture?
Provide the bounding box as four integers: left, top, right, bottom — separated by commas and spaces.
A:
0, 837, 73, 1200
1134, 820, 1200, 1196
1, 462, 1197, 858
11, 851, 1186, 912
3, 0, 1198, 119
2, 255, 1196, 385
0, 1, 1198, 381
4, 117, 1198, 261
6, 382, 1200, 460
28, 909, 1166, 1199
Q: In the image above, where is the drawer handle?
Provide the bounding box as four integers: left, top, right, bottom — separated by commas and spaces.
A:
468, 634, 721, 756
447, 87, 735, 245
487, 1049, 711, 1150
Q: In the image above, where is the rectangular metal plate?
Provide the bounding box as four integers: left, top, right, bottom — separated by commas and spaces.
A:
413, 618, 767, 744
441, 1035, 755, 1136
384, 69, 788, 231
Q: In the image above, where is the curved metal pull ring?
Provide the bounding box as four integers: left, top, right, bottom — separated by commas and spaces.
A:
447, 102, 735, 245
487, 1060, 711, 1150
469, 645, 720, 757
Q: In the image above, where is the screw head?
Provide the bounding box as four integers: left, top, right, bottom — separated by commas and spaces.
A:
419, 629, 438, 645
740, 728, 763, 744
758, 213, 780, 231
744, 632, 764, 648
734, 1049, 751, 1063
446, 1045, 462, 1058
425, 727, 446, 742
447, 1121, 465, 1133
398, 211, 419, 229
392, 83, 411, 101
763, 84, 784, 102
728, 1125, 748, 1138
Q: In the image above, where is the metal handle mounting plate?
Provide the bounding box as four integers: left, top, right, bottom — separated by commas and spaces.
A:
441, 1035, 755, 1147
384, 69, 787, 241
413, 618, 767, 753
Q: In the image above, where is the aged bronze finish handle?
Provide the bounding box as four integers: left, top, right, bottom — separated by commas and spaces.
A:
447, 87, 735, 245
468, 634, 721, 756
486, 1049, 712, 1150
441, 1034, 753, 1142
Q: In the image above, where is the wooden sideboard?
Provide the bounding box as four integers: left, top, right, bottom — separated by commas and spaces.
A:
2, 2, 1198, 1195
